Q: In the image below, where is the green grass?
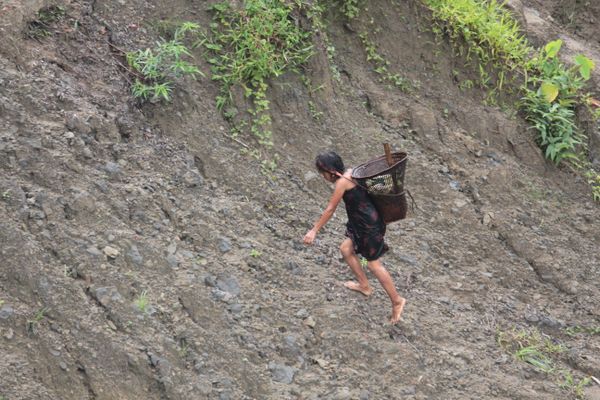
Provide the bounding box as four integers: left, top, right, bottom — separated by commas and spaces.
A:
559, 371, 591, 399
134, 290, 150, 314
565, 324, 600, 336
26, 307, 50, 335
26, 5, 66, 39
497, 327, 565, 373
199, 0, 312, 147
359, 30, 415, 93
423, 0, 599, 199
127, 22, 203, 103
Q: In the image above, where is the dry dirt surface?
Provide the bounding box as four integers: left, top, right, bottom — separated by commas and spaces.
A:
1, 0, 599, 399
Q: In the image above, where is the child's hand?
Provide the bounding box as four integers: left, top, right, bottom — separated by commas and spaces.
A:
303, 229, 317, 245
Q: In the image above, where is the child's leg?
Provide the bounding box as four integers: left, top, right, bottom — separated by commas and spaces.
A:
367, 259, 406, 323
340, 238, 372, 296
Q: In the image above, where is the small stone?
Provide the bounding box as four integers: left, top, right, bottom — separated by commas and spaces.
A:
195, 378, 212, 395
103, 246, 120, 259
0, 305, 14, 320
525, 313, 539, 323
204, 275, 217, 287
303, 316, 316, 328
399, 254, 418, 266
4, 328, 14, 340
454, 198, 468, 208
103, 162, 121, 176
268, 362, 296, 384
333, 387, 351, 400
216, 275, 240, 296
217, 238, 232, 253
126, 245, 143, 265
59, 361, 68, 371
400, 386, 416, 395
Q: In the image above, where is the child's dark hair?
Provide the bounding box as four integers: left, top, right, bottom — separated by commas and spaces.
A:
315, 151, 345, 174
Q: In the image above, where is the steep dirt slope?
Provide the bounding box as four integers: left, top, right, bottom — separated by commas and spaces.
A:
0, 0, 599, 399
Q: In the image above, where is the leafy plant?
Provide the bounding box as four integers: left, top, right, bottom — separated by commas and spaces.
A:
565, 324, 600, 336
250, 249, 262, 258
127, 22, 203, 103
425, 0, 531, 91
359, 31, 414, 93
26, 307, 50, 335
559, 371, 591, 399
199, 0, 312, 147
134, 290, 150, 314
425, 0, 599, 199
521, 40, 593, 163
26, 5, 66, 39
338, 0, 362, 19
497, 327, 565, 373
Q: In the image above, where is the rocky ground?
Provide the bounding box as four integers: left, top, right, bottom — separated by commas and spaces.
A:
0, 0, 599, 399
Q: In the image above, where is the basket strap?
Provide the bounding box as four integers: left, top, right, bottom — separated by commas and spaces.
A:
406, 189, 417, 213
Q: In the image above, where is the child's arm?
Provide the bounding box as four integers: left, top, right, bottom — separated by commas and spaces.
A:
303, 179, 347, 244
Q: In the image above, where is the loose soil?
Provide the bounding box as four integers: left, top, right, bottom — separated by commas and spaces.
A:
0, 0, 599, 399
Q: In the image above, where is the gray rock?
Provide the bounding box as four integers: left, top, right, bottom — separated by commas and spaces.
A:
94, 287, 123, 307
0, 305, 14, 319
217, 237, 232, 253
399, 254, 418, 266
204, 275, 217, 287
284, 261, 302, 275
227, 302, 241, 314
126, 245, 143, 265
183, 170, 204, 187
216, 275, 240, 296
400, 386, 416, 395
86, 246, 104, 260
103, 162, 121, 178
359, 389, 370, 400
166, 253, 179, 268
268, 362, 296, 384
212, 289, 234, 303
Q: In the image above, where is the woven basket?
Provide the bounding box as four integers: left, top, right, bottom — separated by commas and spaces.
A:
352, 151, 408, 224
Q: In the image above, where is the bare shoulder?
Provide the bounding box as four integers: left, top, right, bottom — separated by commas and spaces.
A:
338, 169, 356, 190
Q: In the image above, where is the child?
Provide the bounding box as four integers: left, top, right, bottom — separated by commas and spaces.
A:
303, 151, 406, 324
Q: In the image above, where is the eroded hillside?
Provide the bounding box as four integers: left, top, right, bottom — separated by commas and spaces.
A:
1, 0, 599, 399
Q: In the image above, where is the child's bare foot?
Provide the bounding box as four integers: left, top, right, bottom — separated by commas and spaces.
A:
390, 297, 406, 324
344, 281, 373, 296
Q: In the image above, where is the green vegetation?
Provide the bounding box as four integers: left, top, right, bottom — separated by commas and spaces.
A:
497, 327, 564, 373
26, 307, 50, 335
497, 327, 593, 398
425, 0, 530, 90
126, 22, 203, 103
199, 0, 313, 147
359, 30, 415, 93
559, 371, 591, 399
26, 5, 66, 39
338, 0, 362, 20
521, 40, 591, 163
565, 324, 600, 336
250, 249, 262, 258
134, 290, 150, 314
424, 0, 600, 200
